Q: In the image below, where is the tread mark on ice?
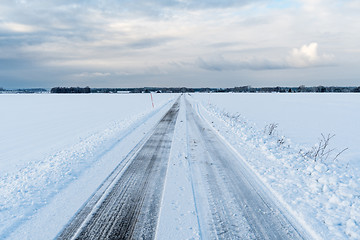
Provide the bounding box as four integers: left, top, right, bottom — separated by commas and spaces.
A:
185, 97, 306, 240
57, 98, 180, 240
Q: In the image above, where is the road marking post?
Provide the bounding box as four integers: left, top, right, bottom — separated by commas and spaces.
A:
150, 92, 155, 108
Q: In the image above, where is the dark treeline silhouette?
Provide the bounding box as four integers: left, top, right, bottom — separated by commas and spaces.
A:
51, 87, 90, 93
0, 88, 47, 93
91, 87, 196, 93
45, 85, 360, 94
215, 85, 360, 93
91, 86, 360, 93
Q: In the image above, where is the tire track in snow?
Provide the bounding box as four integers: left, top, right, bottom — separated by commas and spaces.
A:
57, 98, 180, 239
185, 96, 307, 239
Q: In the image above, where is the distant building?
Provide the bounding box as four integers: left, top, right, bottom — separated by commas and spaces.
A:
117, 91, 131, 94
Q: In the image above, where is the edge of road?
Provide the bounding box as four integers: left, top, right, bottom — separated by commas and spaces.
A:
187, 94, 317, 240
7, 95, 180, 240
57, 96, 181, 239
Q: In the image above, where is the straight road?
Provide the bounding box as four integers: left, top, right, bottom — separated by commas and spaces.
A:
58, 95, 308, 239
57, 98, 180, 240
185, 97, 306, 239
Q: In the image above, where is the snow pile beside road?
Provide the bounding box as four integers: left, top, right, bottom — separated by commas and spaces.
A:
196, 100, 360, 239
0, 122, 127, 237
192, 93, 360, 168
0, 94, 175, 239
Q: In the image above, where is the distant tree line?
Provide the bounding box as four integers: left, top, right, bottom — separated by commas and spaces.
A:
0, 88, 47, 93
90, 86, 360, 93
51, 87, 90, 93
213, 85, 360, 93
91, 87, 196, 93
46, 85, 360, 94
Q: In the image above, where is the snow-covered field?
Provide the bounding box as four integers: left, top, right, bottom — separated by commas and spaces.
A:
1, 92, 359, 239
0, 93, 177, 239
193, 93, 360, 168
192, 93, 360, 239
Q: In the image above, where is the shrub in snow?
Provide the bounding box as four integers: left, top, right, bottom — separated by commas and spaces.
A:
264, 123, 278, 136
300, 133, 348, 163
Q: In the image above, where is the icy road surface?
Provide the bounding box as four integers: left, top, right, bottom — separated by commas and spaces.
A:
184, 97, 307, 239
57, 95, 309, 239
58, 98, 180, 239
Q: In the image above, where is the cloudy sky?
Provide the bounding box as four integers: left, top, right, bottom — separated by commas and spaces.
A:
0, 0, 359, 88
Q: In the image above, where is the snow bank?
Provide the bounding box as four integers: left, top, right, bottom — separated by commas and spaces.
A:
192, 95, 360, 239
193, 93, 360, 168
0, 93, 176, 238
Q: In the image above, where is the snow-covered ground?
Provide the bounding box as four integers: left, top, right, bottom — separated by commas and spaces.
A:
193, 93, 360, 168
192, 93, 360, 239
1, 92, 359, 239
156, 96, 200, 239
0, 93, 177, 239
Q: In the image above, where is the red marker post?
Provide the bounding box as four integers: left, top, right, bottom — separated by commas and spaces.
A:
150, 92, 155, 108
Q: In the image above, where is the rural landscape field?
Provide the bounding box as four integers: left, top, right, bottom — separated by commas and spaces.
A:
1, 0, 360, 239
0, 92, 359, 239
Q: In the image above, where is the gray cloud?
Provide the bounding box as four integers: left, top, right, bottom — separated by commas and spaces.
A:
197, 43, 335, 72
0, 0, 261, 24
127, 37, 177, 49
208, 42, 241, 49
197, 57, 286, 71
0, 0, 359, 88
92, 0, 262, 12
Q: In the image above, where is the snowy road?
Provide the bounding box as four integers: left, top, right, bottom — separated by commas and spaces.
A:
57, 95, 308, 239
58, 99, 180, 239
185, 97, 306, 239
